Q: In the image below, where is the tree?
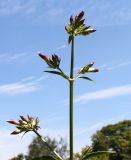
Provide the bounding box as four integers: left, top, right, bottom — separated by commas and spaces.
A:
10, 136, 68, 160
9, 153, 25, 160
27, 136, 68, 159
92, 120, 131, 160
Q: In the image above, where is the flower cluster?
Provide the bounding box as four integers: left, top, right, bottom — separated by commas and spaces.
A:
79, 62, 99, 74
7, 115, 40, 135
65, 11, 96, 44
38, 52, 61, 69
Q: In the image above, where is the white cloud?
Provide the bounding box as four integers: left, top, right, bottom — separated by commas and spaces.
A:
98, 63, 110, 69
0, 0, 37, 16
98, 61, 131, 71
55, 44, 67, 51
7, 53, 27, 62
1, 1, 131, 26
0, 53, 6, 59
0, 75, 49, 95
0, 82, 38, 95
47, 8, 64, 16
21, 76, 35, 82
107, 61, 131, 70
75, 85, 131, 104
84, 0, 131, 27
0, 52, 31, 63
35, 75, 49, 82
75, 113, 129, 137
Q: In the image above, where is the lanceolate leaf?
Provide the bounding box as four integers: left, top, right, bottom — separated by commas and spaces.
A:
79, 76, 94, 82
81, 151, 115, 160
68, 36, 72, 44
33, 155, 57, 160
44, 71, 69, 80
45, 70, 62, 75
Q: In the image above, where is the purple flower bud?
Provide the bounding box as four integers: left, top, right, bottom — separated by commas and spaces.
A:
88, 68, 99, 72
37, 52, 49, 62
6, 120, 20, 125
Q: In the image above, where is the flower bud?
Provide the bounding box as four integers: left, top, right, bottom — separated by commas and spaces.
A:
88, 68, 99, 72
78, 62, 99, 74
38, 52, 61, 69
6, 120, 20, 125
7, 115, 40, 135
11, 130, 23, 135
65, 11, 96, 40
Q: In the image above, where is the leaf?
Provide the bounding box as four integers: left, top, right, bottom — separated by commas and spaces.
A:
45, 70, 62, 75
79, 76, 94, 82
44, 71, 69, 80
81, 151, 115, 160
68, 36, 72, 44
33, 155, 56, 160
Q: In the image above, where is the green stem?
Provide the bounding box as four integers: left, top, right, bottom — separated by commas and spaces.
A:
69, 37, 74, 160
33, 129, 63, 160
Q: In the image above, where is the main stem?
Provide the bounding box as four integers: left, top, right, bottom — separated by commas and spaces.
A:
69, 36, 74, 160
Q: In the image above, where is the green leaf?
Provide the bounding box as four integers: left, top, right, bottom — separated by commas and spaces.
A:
81, 151, 115, 160
79, 76, 94, 82
44, 71, 69, 80
68, 35, 72, 44
45, 70, 62, 75
33, 155, 56, 160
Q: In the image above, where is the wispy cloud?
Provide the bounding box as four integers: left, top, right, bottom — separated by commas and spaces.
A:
0, 82, 38, 95
55, 44, 67, 51
74, 113, 130, 151
0, 52, 32, 63
0, 0, 37, 16
75, 84, 131, 104
21, 76, 35, 82
82, 0, 131, 27
0, 75, 48, 95
1, 1, 131, 26
75, 113, 129, 137
107, 61, 131, 70
98, 61, 131, 71
7, 53, 27, 62
0, 53, 6, 59
34, 75, 49, 82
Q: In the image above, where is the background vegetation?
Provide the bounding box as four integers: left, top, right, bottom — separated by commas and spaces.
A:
10, 120, 131, 160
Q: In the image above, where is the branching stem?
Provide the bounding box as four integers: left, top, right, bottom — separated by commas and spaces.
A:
33, 129, 63, 160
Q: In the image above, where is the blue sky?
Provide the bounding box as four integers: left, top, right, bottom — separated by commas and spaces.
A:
0, 0, 131, 159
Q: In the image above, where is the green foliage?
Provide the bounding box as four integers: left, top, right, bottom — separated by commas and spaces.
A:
78, 76, 94, 82
9, 154, 25, 160
27, 136, 68, 159
10, 136, 68, 160
32, 155, 56, 160
44, 70, 69, 80
74, 146, 114, 160
92, 120, 131, 160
